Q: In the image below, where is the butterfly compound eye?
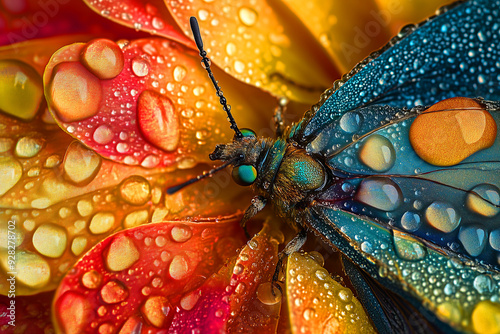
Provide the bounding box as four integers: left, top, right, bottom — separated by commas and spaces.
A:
232, 165, 257, 186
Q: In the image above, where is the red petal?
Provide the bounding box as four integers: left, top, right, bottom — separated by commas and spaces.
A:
83, 0, 193, 47
43, 37, 278, 168
53, 218, 246, 333
0, 291, 54, 333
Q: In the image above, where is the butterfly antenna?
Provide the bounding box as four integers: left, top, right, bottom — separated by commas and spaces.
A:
166, 157, 240, 194
189, 16, 243, 139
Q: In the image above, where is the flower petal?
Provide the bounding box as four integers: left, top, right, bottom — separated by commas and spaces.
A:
166, 0, 340, 104
0, 291, 54, 333
169, 221, 282, 332
281, 0, 391, 73
43, 37, 278, 168
84, 0, 193, 47
52, 218, 246, 334
286, 252, 375, 333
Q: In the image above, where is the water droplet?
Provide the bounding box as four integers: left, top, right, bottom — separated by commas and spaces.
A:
425, 201, 461, 233
393, 230, 426, 261
180, 290, 201, 311
466, 184, 500, 217
400, 211, 421, 232
106, 235, 140, 271
93, 125, 114, 144
63, 141, 101, 185
151, 17, 165, 30
170, 225, 192, 243
173, 65, 187, 82
81, 39, 124, 80
234, 60, 245, 73
137, 90, 179, 152
473, 274, 494, 294
0, 60, 43, 121
81, 270, 102, 289
169, 255, 190, 280
458, 225, 487, 256
89, 212, 115, 234
119, 176, 151, 205
338, 289, 352, 302
15, 136, 43, 158
226, 42, 236, 56
339, 112, 362, 133
32, 223, 67, 258
48, 62, 102, 122
123, 210, 149, 229
13, 251, 50, 288
238, 7, 258, 26
0, 157, 22, 196
359, 134, 396, 172
131, 57, 150, 77
100, 280, 128, 304
355, 177, 402, 211
71, 236, 87, 256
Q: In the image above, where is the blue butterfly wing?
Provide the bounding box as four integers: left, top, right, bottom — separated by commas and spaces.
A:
290, 0, 500, 332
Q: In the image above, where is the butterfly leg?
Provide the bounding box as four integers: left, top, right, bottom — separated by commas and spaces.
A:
273, 97, 288, 137
241, 196, 267, 238
272, 228, 307, 295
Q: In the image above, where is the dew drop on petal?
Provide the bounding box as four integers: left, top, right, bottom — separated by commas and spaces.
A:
32, 223, 67, 258
81, 39, 124, 80
238, 7, 258, 26
15, 136, 43, 158
81, 270, 102, 289
100, 280, 129, 304
131, 57, 150, 77
170, 225, 192, 243
119, 176, 151, 206
89, 212, 115, 234
173, 65, 187, 82
105, 235, 140, 271
141, 296, 174, 328
48, 62, 102, 122
180, 290, 201, 311
137, 90, 179, 152
393, 230, 426, 261
169, 255, 190, 280
13, 251, 50, 288
256, 282, 282, 305
0, 59, 43, 121
55, 292, 92, 334
93, 125, 114, 144
71, 236, 88, 256
63, 141, 102, 185
0, 157, 22, 196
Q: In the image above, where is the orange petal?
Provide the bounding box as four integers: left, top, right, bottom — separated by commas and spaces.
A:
286, 252, 375, 333
53, 218, 246, 333
43, 37, 277, 168
83, 0, 193, 47
281, 0, 391, 73
166, 0, 339, 104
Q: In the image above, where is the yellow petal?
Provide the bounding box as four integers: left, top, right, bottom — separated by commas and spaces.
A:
166, 0, 339, 104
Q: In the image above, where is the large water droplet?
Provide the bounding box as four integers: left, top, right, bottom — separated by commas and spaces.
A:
106, 235, 140, 271
400, 211, 422, 232
13, 251, 50, 288
359, 134, 396, 172
466, 184, 500, 217
48, 62, 102, 122
81, 270, 102, 289
93, 125, 114, 144
173, 65, 187, 82
15, 136, 43, 158
458, 225, 487, 256
32, 223, 67, 258
0, 157, 22, 196
171, 225, 193, 243
0, 60, 43, 121
169, 255, 190, 280
63, 141, 101, 185
339, 111, 362, 133
119, 176, 151, 205
131, 57, 150, 77
89, 212, 115, 234
355, 177, 402, 211
81, 39, 124, 80
137, 90, 179, 152
393, 230, 426, 261
425, 201, 461, 233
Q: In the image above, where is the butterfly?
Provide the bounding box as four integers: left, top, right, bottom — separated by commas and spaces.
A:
181, 0, 500, 332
